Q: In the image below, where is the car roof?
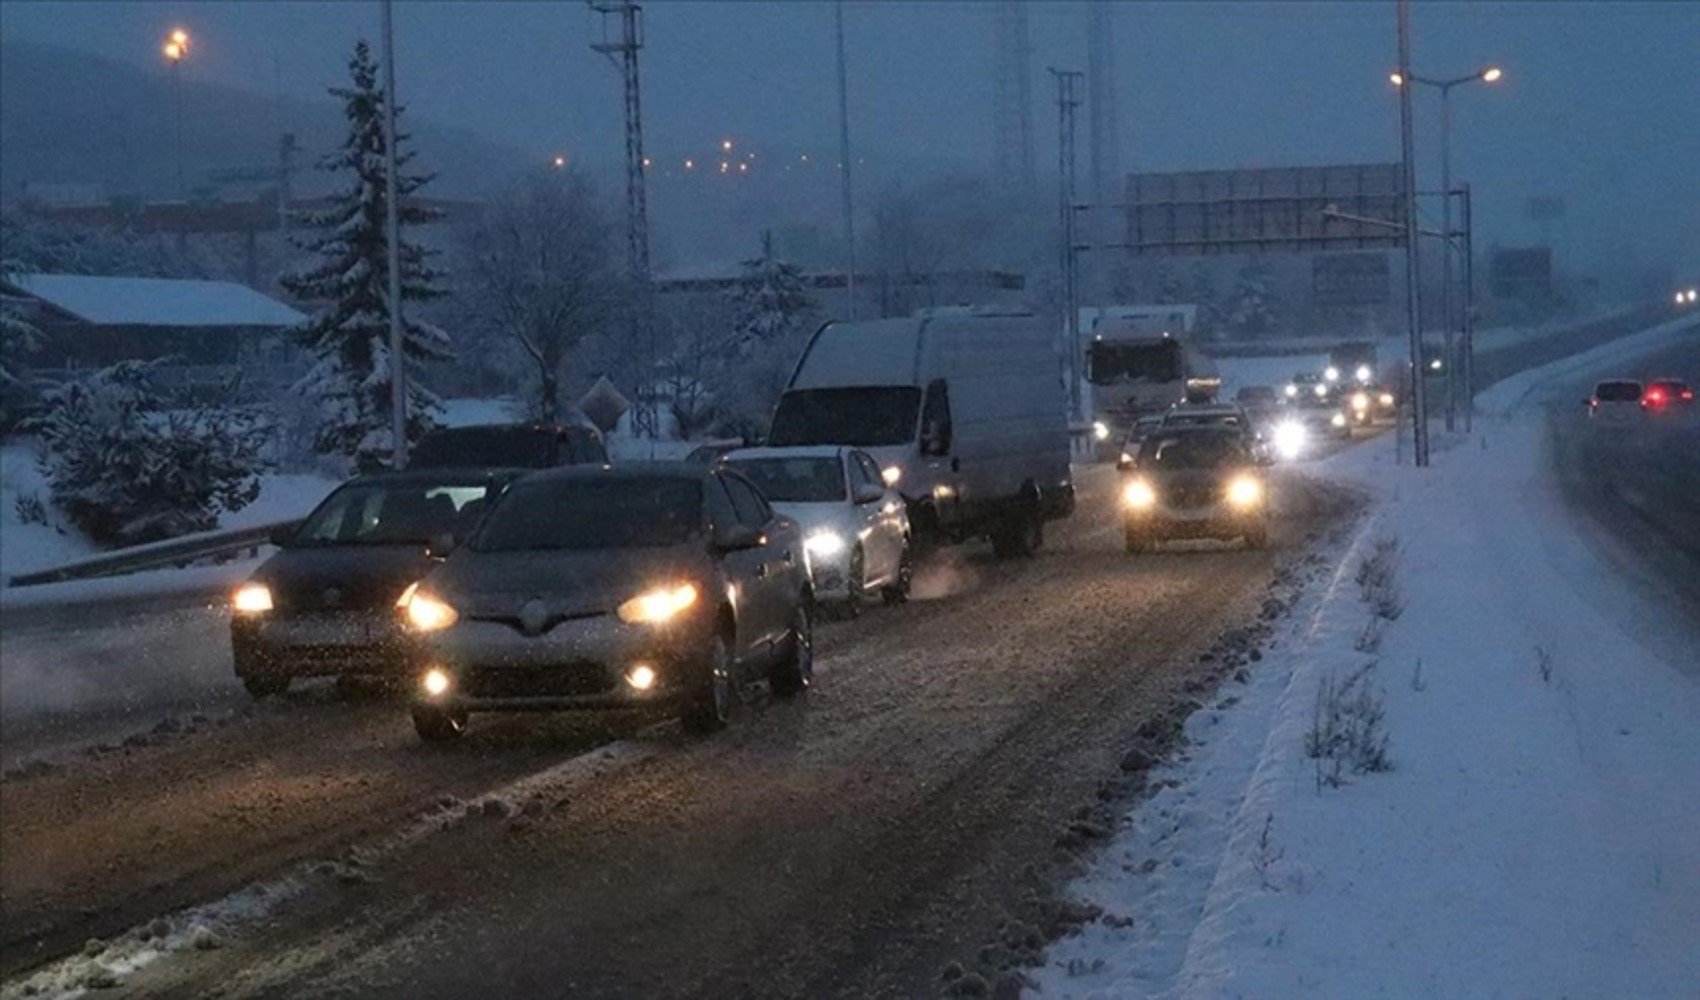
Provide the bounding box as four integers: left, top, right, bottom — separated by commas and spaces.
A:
723, 445, 848, 462
1168, 403, 1242, 415
513, 462, 697, 486
1595, 379, 1642, 389
341, 467, 529, 487
422, 421, 599, 436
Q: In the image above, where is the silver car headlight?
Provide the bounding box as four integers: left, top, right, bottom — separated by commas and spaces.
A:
804, 531, 847, 559
617, 583, 699, 625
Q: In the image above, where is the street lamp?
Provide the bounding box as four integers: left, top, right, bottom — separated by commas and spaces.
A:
163, 28, 190, 197
1391, 64, 1503, 432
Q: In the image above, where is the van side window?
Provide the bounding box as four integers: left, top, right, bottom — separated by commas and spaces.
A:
920, 379, 953, 456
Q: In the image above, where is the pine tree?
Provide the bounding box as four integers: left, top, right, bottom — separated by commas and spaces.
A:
282, 40, 450, 470
712, 232, 817, 439
727, 231, 814, 352
1223, 259, 1279, 338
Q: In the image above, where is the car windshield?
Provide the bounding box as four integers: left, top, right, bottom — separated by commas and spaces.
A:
294, 481, 493, 546
472, 476, 701, 552
768, 387, 921, 447
1594, 381, 1642, 402
724, 457, 845, 503
1140, 433, 1248, 470
1088, 340, 1181, 384
1166, 412, 1240, 429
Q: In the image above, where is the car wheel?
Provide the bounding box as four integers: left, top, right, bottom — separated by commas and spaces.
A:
241, 675, 290, 700
770, 600, 814, 698
881, 542, 913, 605
991, 507, 1043, 559
680, 633, 733, 734
411, 703, 468, 741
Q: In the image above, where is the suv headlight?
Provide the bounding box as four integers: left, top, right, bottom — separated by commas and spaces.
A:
1123, 479, 1158, 509
618, 583, 699, 625
232, 583, 273, 614
1226, 475, 1263, 508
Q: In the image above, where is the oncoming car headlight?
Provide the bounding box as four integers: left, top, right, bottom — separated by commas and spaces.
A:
1379, 392, 1395, 407
1272, 421, 1308, 460
397, 582, 459, 632
1092, 420, 1110, 441
804, 531, 847, 559
1355, 365, 1373, 383
1331, 412, 1348, 428
232, 583, 273, 614
618, 583, 699, 625
1284, 384, 1299, 398
1226, 475, 1264, 508
1350, 392, 1370, 412
1123, 479, 1158, 510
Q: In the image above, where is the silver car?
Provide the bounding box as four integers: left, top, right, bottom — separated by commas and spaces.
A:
399, 465, 814, 740
721, 446, 912, 615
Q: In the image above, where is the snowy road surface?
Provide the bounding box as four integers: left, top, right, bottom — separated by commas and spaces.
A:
0, 461, 1361, 997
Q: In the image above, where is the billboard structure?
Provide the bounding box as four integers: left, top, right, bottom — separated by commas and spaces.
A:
1121, 164, 1407, 256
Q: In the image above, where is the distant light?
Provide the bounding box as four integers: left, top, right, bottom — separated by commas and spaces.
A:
1389, 71, 1404, 86
1092, 421, 1110, 441
800, 154, 810, 163
738, 162, 748, 173
720, 138, 733, 152
641, 156, 652, 168
1313, 384, 1328, 398
719, 161, 729, 174
1324, 366, 1341, 382
1355, 364, 1373, 383
684, 158, 695, 170
551, 155, 567, 169
170, 28, 189, 46
164, 28, 189, 62
1429, 358, 1444, 371
1481, 67, 1503, 83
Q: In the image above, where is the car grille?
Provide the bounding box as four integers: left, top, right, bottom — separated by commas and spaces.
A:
461, 664, 615, 699
1164, 483, 1219, 510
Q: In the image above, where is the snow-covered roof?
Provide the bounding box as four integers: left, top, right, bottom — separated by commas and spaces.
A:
6, 273, 305, 329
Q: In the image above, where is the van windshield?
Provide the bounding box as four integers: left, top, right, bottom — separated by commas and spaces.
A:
768, 388, 921, 447
1088, 340, 1182, 384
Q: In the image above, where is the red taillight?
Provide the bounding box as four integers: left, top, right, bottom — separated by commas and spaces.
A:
1647, 389, 1666, 404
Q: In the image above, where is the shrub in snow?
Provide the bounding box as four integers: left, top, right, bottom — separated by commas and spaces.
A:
1355, 535, 1404, 621
1305, 662, 1392, 787
35, 360, 265, 546
281, 40, 450, 471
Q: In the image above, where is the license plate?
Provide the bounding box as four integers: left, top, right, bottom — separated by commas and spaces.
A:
271, 616, 372, 647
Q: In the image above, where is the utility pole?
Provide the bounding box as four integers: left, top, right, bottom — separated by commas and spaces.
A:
994, 1, 1037, 196
1439, 84, 1455, 432
1050, 67, 1084, 423
380, 0, 409, 469
834, 1, 857, 319
1086, 1, 1119, 308
1395, 0, 1428, 467
1461, 182, 1476, 433
591, 0, 655, 437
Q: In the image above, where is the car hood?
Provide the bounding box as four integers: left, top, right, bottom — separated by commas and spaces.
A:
253, 545, 435, 613
770, 501, 856, 537
424, 544, 715, 619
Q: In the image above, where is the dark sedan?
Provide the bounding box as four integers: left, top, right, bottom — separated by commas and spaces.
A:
229, 470, 517, 698
1119, 427, 1270, 552
398, 464, 814, 740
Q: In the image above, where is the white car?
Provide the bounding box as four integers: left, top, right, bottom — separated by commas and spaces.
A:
721, 446, 912, 614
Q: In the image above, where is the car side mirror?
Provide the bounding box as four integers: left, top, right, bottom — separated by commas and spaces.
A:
714, 524, 763, 552
268, 525, 296, 548
426, 532, 458, 558
853, 483, 885, 505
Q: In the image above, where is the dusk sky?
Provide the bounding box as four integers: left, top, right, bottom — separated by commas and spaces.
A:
3, 1, 1696, 277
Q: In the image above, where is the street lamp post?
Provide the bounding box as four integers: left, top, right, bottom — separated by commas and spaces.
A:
1393, 65, 1501, 432
162, 28, 190, 198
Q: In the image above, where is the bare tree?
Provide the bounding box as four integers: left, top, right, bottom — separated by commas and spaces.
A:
458, 171, 617, 422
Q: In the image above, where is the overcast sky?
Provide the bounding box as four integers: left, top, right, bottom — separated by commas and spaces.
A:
2, 1, 1696, 280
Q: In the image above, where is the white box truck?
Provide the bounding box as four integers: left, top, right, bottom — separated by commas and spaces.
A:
767, 307, 1074, 557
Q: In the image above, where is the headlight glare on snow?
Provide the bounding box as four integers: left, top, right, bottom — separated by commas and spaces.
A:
1226, 475, 1264, 508
618, 583, 699, 625
401, 586, 459, 632
232, 583, 273, 614
804, 531, 847, 559
1123, 479, 1158, 510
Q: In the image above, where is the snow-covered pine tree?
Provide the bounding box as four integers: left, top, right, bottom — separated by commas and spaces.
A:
282, 40, 450, 470
713, 232, 817, 439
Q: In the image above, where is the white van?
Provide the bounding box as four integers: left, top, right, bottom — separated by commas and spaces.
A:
767, 308, 1074, 557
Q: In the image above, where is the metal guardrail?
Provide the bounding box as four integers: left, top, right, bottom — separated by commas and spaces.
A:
6, 519, 301, 589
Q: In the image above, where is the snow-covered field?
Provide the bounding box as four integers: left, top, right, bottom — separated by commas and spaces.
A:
1032, 315, 1700, 998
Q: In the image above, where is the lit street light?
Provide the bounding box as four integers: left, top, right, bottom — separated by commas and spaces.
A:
1391, 64, 1503, 432
162, 27, 190, 197
551, 154, 568, 169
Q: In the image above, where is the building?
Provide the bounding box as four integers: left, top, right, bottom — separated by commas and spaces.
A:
1, 272, 306, 396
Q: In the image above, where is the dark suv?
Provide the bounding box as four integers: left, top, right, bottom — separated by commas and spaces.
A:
411, 423, 607, 469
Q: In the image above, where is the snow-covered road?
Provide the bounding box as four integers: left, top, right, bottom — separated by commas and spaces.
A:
1032, 313, 1700, 999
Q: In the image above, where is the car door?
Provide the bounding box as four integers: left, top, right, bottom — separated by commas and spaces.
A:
718, 473, 790, 652
704, 475, 766, 664
847, 450, 897, 585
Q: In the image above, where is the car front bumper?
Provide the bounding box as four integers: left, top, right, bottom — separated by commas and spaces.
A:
409, 612, 712, 712
1126, 503, 1265, 539
231, 613, 408, 679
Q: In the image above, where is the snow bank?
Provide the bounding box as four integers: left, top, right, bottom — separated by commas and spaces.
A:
0, 442, 91, 578
1033, 322, 1700, 998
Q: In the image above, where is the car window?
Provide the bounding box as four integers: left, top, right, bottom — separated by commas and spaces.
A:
1139, 433, 1249, 470
472, 476, 701, 551
296, 481, 491, 545
1594, 381, 1642, 402
703, 475, 738, 532
724, 457, 846, 503
720, 474, 772, 529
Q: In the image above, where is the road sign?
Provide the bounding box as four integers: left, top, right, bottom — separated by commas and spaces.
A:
1122, 164, 1406, 256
